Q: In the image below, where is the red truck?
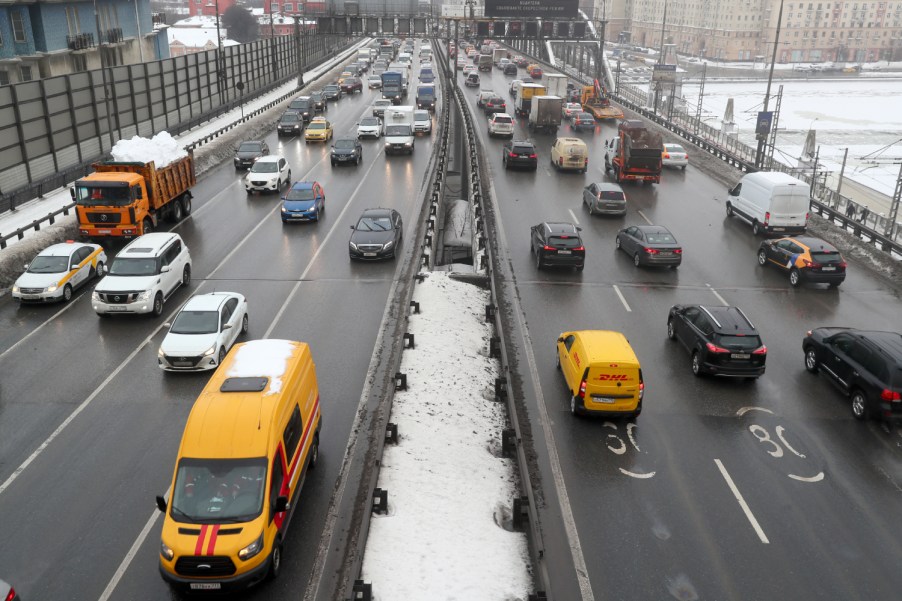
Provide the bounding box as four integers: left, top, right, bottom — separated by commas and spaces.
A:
72, 152, 195, 240
603, 120, 663, 184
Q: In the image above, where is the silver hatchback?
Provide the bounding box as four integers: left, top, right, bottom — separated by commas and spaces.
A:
583, 182, 627, 216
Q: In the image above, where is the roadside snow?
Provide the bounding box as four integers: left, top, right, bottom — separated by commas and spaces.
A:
110, 132, 188, 166
361, 272, 532, 600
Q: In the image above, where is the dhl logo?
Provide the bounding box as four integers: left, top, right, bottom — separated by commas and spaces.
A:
595, 374, 630, 381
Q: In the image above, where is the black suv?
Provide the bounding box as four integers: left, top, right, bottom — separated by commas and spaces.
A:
323, 84, 343, 101
310, 91, 327, 113
530, 222, 585, 271
667, 305, 767, 379
802, 328, 902, 421
502, 140, 538, 171
233, 140, 269, 169
286, 96, 314, 122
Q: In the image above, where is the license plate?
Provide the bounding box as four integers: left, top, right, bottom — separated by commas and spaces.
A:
173, 361, 193, 367
97, 229, 111, 234
558, 250, 572, 255
659, 251, 672, 256
731, 353, 750, 359
592, 396, 615, 404
108, 305, 127, 312
364, 252, 377, 257
821, 266, 836, 271
772, 227, 785, 232
190, 583, 221, 590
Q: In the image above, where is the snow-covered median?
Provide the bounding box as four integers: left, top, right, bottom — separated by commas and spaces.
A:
361, 272, 532, 600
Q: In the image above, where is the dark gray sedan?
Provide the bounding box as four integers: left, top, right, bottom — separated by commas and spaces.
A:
616, 224, 682, 268
349, 208, 403, 260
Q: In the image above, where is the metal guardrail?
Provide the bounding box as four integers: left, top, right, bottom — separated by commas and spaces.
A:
0, 202, 77, 250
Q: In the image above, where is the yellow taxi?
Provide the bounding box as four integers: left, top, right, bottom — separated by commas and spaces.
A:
156, 339, 322, 592
304, 117, 333, 143
556, 330, 644, 417
337, 71, 354, 84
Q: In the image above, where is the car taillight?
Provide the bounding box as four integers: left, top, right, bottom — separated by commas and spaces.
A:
543, 245, 555, 251
806, 330, 813, 337
5, 587, 16, 601
674, 248, 683, 254
573, 246, 585, 251
638, 381, 645, 400
559, 157, 564, 165
805, 212, 810, 223
663, 153, 670, 158
584, 158, 589, 165
839, 261, 847, 268
529, 153, 537, 159
578, 379, 587, 399
706, 342, 730, 353
752, 345, 768, 355
764, 211, 770, 226
880, 389, 901, 402
644, 247, 659, 254
509, 152, 517, 158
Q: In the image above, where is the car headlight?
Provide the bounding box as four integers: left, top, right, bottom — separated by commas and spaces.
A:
157, 347, 165, 358
404, 142, 412, 147
202, 345, 216, 357
161, 541, 174, 561
281, 206, 289, 213
138, 290, 152, 301
46, 285, 59, 293
92, 290, 100, 300
12, 285, 20, 293
238, 533, 264, 561
383, 240, 394, 250
349, 241, 358, 251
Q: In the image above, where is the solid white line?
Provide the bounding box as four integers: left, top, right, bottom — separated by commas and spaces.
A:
707, 283, 729, 305
567, 208, 580, 225
97, 490, 169, 601
613, 284, 632, 312
714, 458, 770, 544
0, 291, 86, 362
637, 209, 653, 225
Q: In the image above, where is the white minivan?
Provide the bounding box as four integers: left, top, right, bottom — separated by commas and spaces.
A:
725, 171, 810, 236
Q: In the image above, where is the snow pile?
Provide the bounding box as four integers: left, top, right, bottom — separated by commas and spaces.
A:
110, 132, 188, 167
361, 272, 532, 600
226, 339, 296, 395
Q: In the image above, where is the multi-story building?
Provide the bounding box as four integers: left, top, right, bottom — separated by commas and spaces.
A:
0, 0, 168, 85
188, 0, 236, 18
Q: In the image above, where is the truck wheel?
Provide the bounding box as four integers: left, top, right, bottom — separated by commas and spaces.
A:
182, 196, 192, 216
169, 198, 183, 223
142, 218, 154, 235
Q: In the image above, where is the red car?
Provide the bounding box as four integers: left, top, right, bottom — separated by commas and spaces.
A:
528, 66, 543, 79
340, 77, 363, 94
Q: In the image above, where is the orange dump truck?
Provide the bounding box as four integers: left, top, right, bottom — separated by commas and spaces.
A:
72, 152, 195, 240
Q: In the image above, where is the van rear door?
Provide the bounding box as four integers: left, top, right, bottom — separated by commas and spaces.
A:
768, 185, 810, 229
584, 364, 641, 411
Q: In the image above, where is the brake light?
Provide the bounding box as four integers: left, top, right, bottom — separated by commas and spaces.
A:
529, 153, 537, 159
674, 248, 683, 254
706, 342, 730, 353
543, 245, 555, 251
5, 587, 15, 601
839, 261, 847, 268
509, 152, 517, 158
764, 211, 770, 226
752, 345, 768, 355
584, 158, 589, 165
644, 247, 659, 254
880, 389, 901, 402
638, 381, 645, 400
573, 246, 585, 251
805, 212, 810, 223
578, 379, 587, 398
663, 153, 670, 159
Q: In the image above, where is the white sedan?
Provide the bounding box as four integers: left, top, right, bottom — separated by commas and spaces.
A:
358, 116, 384, 138
12, 241, 106, 303
662, 143, 689, 169
158, 292, 249, 371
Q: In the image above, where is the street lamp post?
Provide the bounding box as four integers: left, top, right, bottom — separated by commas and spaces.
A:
755, 0, 785, 169
653, 0, 669, 113
93, 0, 115, 151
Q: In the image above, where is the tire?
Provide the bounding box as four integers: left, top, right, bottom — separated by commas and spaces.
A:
691, 351, 702, 377
535, 252, 543, 270
169, 198, 183, 223
152, 292, 164, 317
241, 313, 249, 335
95, 261, 105, 278
633, 252, 642, 267
217, 347, 226, 365
331, 160, 336, 167
63, 283, 73, 302
726, 202, 734, 217
556, 354, 561, 370
570, 395, 581, 416
182, 196, 192, 216
286, 170, 292, 184
142, 218, 154, 235
850, 389, 868, 421
752, 221, 761, 236
615, 236, 621, 250
789, 268, 801, 287
182, 264, 191, 287
309, 435, 319, 469
632, 400, 642, 418
757, 250, 768, 266
269, 539, 283, 579
804, 347, 819, 373
667, 319, 676, 340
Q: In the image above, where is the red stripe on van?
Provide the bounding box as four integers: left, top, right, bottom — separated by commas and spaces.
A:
194, 524, 208, 555
206, 525, 220, 555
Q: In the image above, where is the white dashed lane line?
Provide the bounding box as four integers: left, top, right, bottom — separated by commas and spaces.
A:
613, 284, 632, 312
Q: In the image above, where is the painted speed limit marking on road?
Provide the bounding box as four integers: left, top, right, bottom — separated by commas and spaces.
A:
739, 406, 825, 483
603, 421, 656, 479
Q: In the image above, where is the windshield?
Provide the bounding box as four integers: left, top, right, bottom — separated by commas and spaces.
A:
280, 114, 299, 123
289, 100, 311, 110
385, 125, 410, 136
171, 310, 219, 334
108, 257, 157, 276
360, 118, 379, 126
286, 187, 315, 201
549, 236, 582, 248
238, 142, 263, 153
28, 255, 69, 273
170, 457, 267, 523
356, 216, 393, 231
646, 232, 676, 244
309, 122, 326, 130
811, 251, 842, 263
74, 185, 132, 207
335, 140, 356, 149
251, 162, 279, 173
716, 335, 762, 350
599, 191, 625, 201
325, 85, 339, 92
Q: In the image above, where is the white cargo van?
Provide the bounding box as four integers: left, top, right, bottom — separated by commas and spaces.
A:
383, 106, 415, 155
725, 171, 810, 236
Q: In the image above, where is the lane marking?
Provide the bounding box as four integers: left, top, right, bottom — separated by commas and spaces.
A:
788, 472, 825, 483
567, 208, 580, 225
706, 283, 729, 305
737, 406, 774, 416
714, 458, 770, 544
613, 284, 632, 312
619, 468, 656, 479
637, 209, 653, 225
97, 489, 169, 601
0, 291, 87, 362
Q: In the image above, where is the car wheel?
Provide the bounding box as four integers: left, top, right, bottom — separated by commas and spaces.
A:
752, 221, 761, 236
269, 538, 283, 579
309, 435, 319, 469
63, 283, 73, 302
757, 250, 768, 266
152, 292, 164, 317
535, 252, 543, 270
726, 202, 733, 217
182, 265, 191, 287
615, 236, 621, 250
667, 319, 676, 340
804, 347, 819, 373
570, 395, 581, 416
241, 313, 249, 335
691, 351, 702, 377
789, 268, 801, 287
556, 354, 561, 370
218, 347, 226, 365
95, 261, 106, 278
633, 252, 641, 267
850, 389, 868, 421
286, 170, 291, 184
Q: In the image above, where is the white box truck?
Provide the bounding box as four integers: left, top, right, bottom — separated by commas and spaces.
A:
528, 95, 563, 134
544, 74, 568, 99
383, 106, 416, 155
725, 171, 810, 235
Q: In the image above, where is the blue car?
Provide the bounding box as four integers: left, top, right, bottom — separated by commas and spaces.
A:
281, 181, 326, 223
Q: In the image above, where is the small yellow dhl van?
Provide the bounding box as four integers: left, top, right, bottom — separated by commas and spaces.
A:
556, 330, 644, 417
156, 339, 322, 592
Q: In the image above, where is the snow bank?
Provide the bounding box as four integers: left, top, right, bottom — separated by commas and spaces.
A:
226, 339, 296, 395
110, 131, 188, 166
361, 272, 532, 600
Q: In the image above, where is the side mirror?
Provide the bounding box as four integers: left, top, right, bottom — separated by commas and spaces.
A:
557, 336, 565, 343
274, 496, 289, 513
350, 225, 356, 230
222, 323, 233, 330
24, 262, 30, 270
161, 265, 171, 273
69, 188, 76, 200
163, 322, 171, 329
155, 495, 167, 512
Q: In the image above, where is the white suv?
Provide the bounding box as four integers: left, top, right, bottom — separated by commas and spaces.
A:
488, 113, 515, 138
93, 233, 192, 317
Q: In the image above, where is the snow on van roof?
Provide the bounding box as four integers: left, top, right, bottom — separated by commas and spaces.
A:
227, 339, 296, 395
111, 131, 188, 167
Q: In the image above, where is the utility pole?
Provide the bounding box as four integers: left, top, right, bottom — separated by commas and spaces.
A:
836, 147, 849, 199
295, 15, 304, 88
755, 0, 785, 169
653, 0, 669, 113
93, 0, 115, 151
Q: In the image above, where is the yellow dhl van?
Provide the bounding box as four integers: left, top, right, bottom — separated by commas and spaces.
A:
156, 339, 322, 592
556, 330, 644, 417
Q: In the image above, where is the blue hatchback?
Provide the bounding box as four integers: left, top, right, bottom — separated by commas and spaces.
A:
281, 181, 325, 223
